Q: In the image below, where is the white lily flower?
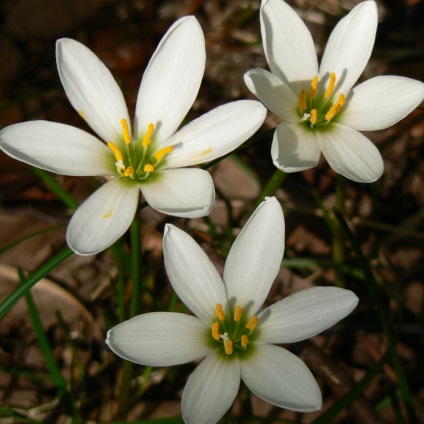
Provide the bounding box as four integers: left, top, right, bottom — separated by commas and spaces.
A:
107, 197, 359, 423
244, 0, 424, 182
0, 17, 266, 255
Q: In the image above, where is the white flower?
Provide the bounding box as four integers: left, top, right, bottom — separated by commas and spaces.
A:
244, 0, 424, 183
0, 17, 266, 255
106, 197, 359, 423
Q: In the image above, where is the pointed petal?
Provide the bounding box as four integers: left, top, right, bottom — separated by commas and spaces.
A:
224, 197, 285, 316
319, 1, 378, 94
182, 350, 240, 424
271, 121, 321, 172
0, 121, 115, 176
106, 312, 210, 366
141, 168, 215, 218
66, 178, 139, 255
258, 287, 358, 344
244, 69, 298, 121
260, 0, 318, 85
134, 16, 205, 143
164, 100, 266, 168
342, 76, 424, 131
56, 38, 130, 144
163, 224, 227, 324
241, 344, 321, 412
317, 124, 383, 182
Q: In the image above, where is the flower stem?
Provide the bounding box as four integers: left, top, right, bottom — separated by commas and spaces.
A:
253, 168, 286, 210
332, 175, 346, 287
117, 216, 143, 418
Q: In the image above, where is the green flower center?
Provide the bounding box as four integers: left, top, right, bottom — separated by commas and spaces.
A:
297, 72, 346, 130
107, 119, 172, 183
209, 303, 259, 359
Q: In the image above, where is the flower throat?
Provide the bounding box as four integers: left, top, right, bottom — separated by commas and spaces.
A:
298, 72, 345, 130
107, 119, 173, 182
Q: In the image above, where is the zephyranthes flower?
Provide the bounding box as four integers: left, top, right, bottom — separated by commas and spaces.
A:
245, 0, 424, 182
107, 197, 358, 423
0, 16, 266, 255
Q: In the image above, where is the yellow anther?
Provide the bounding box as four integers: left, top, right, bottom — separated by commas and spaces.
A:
310, 76, 319, 98
325, 94, 346, 122
325, 73, 336, 98
241, 335, 249, 349
107, 142, 123, 162
246, 316, 258, 331
144, 164, 154, 173
142, 123, 155, 147
234, 306, 242, 322
224, 339, 233, 355
120, 119, 131, 144
124, 166, 134, 177
154, 146, 173, 162
325, 106, 337, 122
215, 304, 225, 321
310, 109, 318, 125
212, 322, 221, 341
335, 93, 345, 111
298, 89, 307, 110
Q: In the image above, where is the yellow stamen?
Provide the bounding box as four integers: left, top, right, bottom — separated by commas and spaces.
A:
107, 142, 123, 162
310, 109, 318, 125
212, 322, 221, 341
325, 94, 346, 122
246, 316, 258, 331
241, 335, 249, 349
120, 118, 131, 144
325, 106, 337, 122
124, 166, 134, 178
215, 304, 225, 321
298, 89, 307, 110
144, 164, 154, 173
325, 73, 336, 98
310, 76, 319, 98
224, 339, 233, 355
154, 146, 173, 162
142, 123, 155, 147
335, 93, 345, 111
234, 306, 242, 322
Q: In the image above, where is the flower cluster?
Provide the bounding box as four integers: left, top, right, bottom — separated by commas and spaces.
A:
0, 0, 423, 422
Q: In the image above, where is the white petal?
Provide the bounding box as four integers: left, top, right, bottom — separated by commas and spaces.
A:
241, 344, 321, 412
163, 224, 228, 324
319, 1, 378, 95
134, 16, 205, 143
260, 0, 318, 85
66, 178, 139, 255
342, 76, 424, 131
317, 124, 383, 183
56, 38, 130, 144
258, 287, 359, 344
224, 197, 285, 316
0, 121, 115, 176
106, 312, 210, 366
164, 100, 266, 168
182, 350, 240, 424
244, 69, 299, 121
141, 168, 215, 218
271, 121, 321, 172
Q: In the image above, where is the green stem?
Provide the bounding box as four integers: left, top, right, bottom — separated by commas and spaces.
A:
23, 274, 82, 423
253, 168, 286, 210
117, 216, 143, 418
31, 167, 78, 210
0, 247, 74, 319
332, 175, 346, 287
333, 208, 418, 424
